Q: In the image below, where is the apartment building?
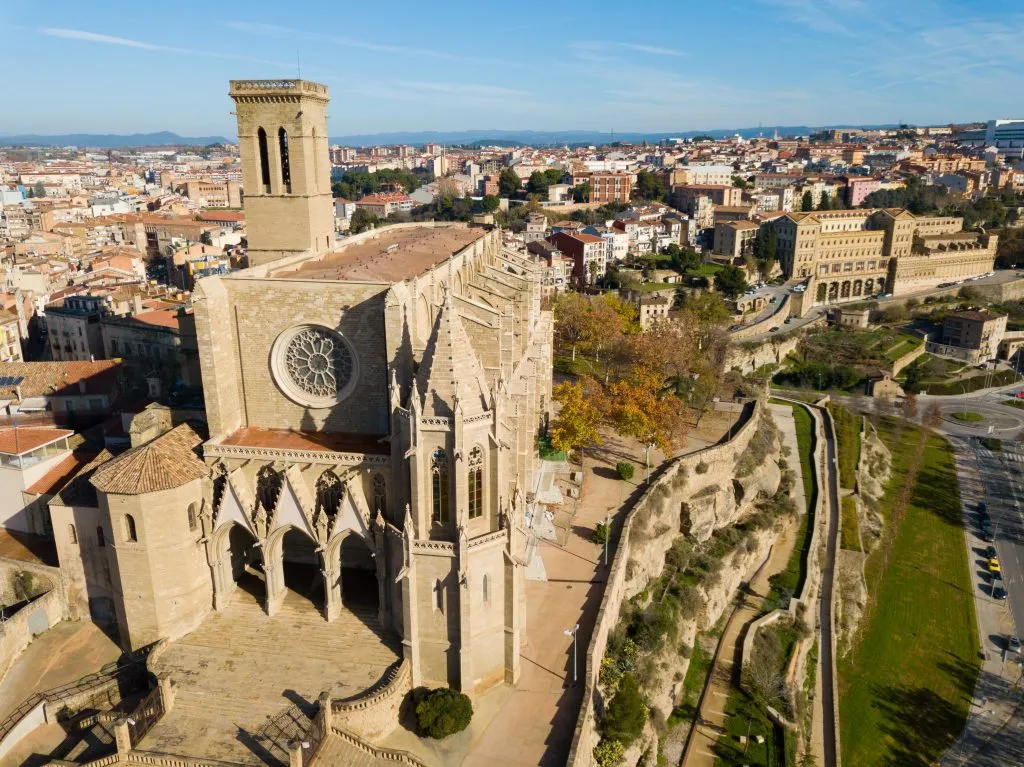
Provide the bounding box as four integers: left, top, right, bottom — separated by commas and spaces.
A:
44, 295, 110, 361
355, 193, 415, 217
714, 220, 759, 259
571, 172, 633, 204
182, 180, 242, 208
546, 230, 608, 284
931, 310, 1007, 363
671, 184, 744, 209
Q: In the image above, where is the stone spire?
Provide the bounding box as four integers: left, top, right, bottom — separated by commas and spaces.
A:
416, 290, 489, 418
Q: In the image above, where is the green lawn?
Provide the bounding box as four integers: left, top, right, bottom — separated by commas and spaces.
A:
840, 496, 862, 551
923, 369, 1018, 395
827, 403, 861, 490
1001, 398, 1024, 410
979, 437, 1003, 452
631, 281, 679, 293
950, 411, 985, 423
837, 420, 980, 767
686, 263, 723, 278
713, 689, 786, 767
766, 401, 816, 609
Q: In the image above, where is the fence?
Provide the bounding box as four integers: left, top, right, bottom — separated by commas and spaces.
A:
128, 685, 165, 747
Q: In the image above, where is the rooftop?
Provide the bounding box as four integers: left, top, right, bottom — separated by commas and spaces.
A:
217, 427, 389, 456
90, 423, 207, 495
0, 360, 121, 400
272, 224, 485, 283
0, 426, 72, 456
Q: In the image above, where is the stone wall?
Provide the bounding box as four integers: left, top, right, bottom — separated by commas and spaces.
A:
0, 561, 66, 683
726, 335, 800, 375
333, 659, 411, 741
730, 295, 791, 340
566, 399, 787, 766
888, 343, 926, 376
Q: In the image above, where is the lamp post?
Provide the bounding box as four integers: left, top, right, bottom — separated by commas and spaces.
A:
564, 623, 580, 684
604, 513, 610, 566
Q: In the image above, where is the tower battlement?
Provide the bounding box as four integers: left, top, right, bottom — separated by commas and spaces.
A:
228, 79, 329, 101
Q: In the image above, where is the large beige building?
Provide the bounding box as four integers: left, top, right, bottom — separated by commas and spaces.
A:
45, 80, 553, 704
770, 208, 997, 305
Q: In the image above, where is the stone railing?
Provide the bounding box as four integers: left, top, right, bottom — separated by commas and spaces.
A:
565, 400, 763, 766
0, 585, 64, 681
331, 726, 427, 765
333, 659, 411, 740
228, 80, 329, 96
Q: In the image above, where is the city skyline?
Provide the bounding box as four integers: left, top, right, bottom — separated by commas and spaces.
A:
2, 0, 1022, 136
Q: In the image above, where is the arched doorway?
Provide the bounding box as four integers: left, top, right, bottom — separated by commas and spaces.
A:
339, 533, 378, 612
280, 527, 324, 612
226, 524, 264, 607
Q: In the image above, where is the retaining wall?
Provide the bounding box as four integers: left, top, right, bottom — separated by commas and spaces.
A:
0, 586, 65, 682
726, 335, 801, 374
730, 294, 791, 340
333, 659, 411, 741
565, 400, 771, 766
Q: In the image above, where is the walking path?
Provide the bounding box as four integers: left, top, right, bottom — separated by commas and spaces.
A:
682, 404, 806, 766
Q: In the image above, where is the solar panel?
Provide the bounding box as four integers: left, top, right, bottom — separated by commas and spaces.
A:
0, 376, 24, 387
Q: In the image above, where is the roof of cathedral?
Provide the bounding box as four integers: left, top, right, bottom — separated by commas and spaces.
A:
90, 423, 208, 495
415, 291, 489, 418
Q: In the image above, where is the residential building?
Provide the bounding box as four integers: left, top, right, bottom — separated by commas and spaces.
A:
931, 310, 1007, 362
0, 359, 122, 421
44, 294, 111, 361
0, 309, 23, 362
714, 220, 759, 259
671, 184, 744, 209
355, 193, 415, 217
844, 177, 881, 207
571, 172, 633, 204
102, 299, 201, 392
547, 230, 608, 284
638, 295, 671, 330
182, 180, 242, 209
0, 425, 75, 534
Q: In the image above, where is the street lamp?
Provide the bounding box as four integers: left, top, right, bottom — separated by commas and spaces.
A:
564, 623, 580, 684
604, 513, 610, 566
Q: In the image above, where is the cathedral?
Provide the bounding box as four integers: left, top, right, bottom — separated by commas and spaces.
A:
50, 79, 553, 694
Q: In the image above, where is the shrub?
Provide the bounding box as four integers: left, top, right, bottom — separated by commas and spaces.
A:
601, 673, 647, 746
593, 737, 625, 767
414, 688, 473, 739
695, 461, 709, 474
600, 656, 623, 690
594, 521, 610, 546
616, 461, 635, 481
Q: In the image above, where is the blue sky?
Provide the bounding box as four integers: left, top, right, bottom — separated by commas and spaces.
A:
2, 0, 1021, 137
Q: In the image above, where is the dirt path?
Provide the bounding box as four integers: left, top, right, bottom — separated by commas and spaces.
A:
682, 520, 799, 766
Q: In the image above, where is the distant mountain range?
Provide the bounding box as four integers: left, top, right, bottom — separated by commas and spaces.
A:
0, 131, 231, 148
0, 123, 943, 150
327, 125, 912, 147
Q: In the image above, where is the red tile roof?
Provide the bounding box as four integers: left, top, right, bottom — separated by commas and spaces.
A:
0, 426, 73, 456
26, 451, 95, 495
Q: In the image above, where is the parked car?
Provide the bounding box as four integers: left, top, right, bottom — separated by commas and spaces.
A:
989, 556, 1001, 574
994, 586, 1007, 600
986, 545, 997, 559
769, 326, 780, 333
1010, 635, 1021, 655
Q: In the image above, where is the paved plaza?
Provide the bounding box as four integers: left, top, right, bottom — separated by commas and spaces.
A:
143, 579, 401, 765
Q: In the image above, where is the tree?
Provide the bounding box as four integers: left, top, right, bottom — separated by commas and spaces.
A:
903, 362, 923, 394
606, 367, 684, 453
32, 181, 46, 198
752, 227, 778, 278
551, 379, 605, 454
901, 393, 918, 421
479, 194, 500, 213
923, 402, 943, 429
498, 168, 522, 197
554, 293, 595, 360
543, 168, 564, 186
414, 688, 473, 738
349, 208, 379, 234
601, 673, 647, 746
527, 171, 550, 198
572, 183, 591, 203
801, 190, 814, 212
632, 170, 665, 202
714, 264, 748, 298
817, 191, 832, 211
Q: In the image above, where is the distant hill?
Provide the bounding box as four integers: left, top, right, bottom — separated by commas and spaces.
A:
0, 131, 232, 148
328, 125, 907, 147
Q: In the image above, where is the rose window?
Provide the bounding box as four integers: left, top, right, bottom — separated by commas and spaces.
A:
271, 325, 358, 408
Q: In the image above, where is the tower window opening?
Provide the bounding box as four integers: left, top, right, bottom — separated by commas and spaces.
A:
257, 127, 271, 193
278, 127, 291, 193
431, 448, 449, 524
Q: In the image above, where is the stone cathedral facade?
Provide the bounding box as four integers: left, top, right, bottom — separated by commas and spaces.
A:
50, 80, 553, 694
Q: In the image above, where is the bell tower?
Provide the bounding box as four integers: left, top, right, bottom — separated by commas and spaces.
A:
229, 79, 334, 267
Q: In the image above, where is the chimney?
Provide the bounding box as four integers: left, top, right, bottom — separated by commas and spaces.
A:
133, 294, 144, 315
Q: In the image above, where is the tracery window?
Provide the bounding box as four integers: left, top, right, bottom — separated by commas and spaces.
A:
316, 470, 343, 520
372, 474, 386, 513
468, 446, 483, 520
431, 448, 449, 524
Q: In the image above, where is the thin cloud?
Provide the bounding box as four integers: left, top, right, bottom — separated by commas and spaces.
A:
224, 21, 514, 66
39, 27, 288, 67
573, 40, 685, 57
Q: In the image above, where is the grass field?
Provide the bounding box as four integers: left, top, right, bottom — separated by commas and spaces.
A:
923, 369, 1017, 395
950, 411, 985, 422
840, 496, 862, 551
766, 401, 817, 608
1001, 398, 1024, 409
713, 689, 786, 767
827, 403, 861, 490
837, 419, 980, 767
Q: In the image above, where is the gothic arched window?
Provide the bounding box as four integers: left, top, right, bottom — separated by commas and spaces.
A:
468, 446, 483, 520
257, 127, 271, 193
255, 465, 282, 516
187, 503, 197, 532
316, 470, 343, 520
482, 573, 491, 604
278, 127, 291, 193
372, 473, 386, 514
69, 524, 77, 544
431, 448, 449, 524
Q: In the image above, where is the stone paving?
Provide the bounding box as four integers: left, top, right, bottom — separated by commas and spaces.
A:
143, 582, 400, 765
